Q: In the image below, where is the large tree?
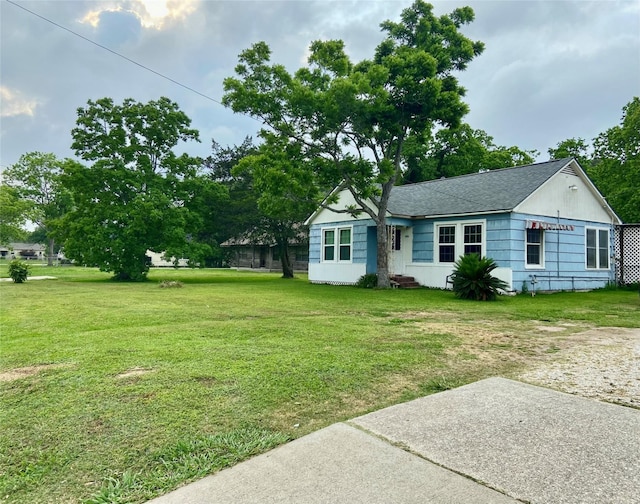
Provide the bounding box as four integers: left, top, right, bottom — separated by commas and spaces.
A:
233, 134, 320, 278
61, 97, 209, 280
200, 137, 256, 266
403, 124, 536, 182
223, 0, 484, 287
2, 152, 74, 265
590, 97, 640, 223
0, 184, 29, 245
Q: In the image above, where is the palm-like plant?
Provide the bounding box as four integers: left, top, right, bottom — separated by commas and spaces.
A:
450, 254, 508, 301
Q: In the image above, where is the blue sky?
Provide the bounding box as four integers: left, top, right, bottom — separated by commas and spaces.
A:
1, 0, 638, 171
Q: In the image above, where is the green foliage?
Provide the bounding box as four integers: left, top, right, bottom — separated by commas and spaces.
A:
548, 137, 590, 168
61, 97, 212, 281
223, 0, 485, 286
450, 254, 508, 301
8, 259, 30, 283
355, 273, 379, 288
0, 185, 29, 245
590, 97, 640, 223
403, 124, 537, 182
1, 152, 74, 262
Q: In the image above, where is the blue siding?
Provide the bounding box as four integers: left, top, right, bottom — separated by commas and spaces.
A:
309, 226, 321, 263
508, 213, 615, 292
412, 221, 433, 262
311, 211, 615, 292
366, 227, 377, 273
485, 214, 512, 265
308, 219, 373, 265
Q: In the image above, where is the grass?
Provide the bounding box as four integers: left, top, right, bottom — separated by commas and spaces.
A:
1, 266, 639, 503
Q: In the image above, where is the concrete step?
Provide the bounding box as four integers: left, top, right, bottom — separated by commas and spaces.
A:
390, 275, 421, 289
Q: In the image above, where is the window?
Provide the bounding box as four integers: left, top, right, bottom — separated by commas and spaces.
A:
322, 227, 352, 262
437, 222, 485, 263
464, 224, 482, 256
392, 227, 401, 251
526, 228, 543, 266
438, 225, 456, 262
339, 228, 351, 261
586, 228, 609, 269
323, 229, 335, 261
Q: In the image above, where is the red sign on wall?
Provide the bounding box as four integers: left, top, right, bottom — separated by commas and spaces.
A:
526, 220, 575, 231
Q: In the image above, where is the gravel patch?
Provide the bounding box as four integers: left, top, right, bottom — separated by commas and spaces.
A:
518, 327, 640, 408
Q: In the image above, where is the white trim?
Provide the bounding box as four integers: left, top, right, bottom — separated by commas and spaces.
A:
321, 225, 353, 264
585, 227, 610, 270
435, 219, 486, 264
525, 227, 545, 269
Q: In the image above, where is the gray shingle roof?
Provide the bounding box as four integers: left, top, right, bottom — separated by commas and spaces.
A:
388, 158, 573, 217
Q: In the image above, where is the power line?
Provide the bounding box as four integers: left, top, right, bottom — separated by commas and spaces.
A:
4, 0, 230, 109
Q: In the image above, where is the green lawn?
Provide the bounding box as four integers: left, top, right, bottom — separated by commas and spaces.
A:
1, 266, 639, 503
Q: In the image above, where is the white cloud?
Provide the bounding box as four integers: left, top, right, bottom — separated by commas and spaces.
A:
0, 87, 42, 117
81, 0, 199, 30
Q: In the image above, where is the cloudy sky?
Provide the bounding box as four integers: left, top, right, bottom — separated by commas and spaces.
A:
1, 0, 638, 172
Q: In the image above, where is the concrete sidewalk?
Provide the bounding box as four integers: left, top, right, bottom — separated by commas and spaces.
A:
147, 377, 640, 504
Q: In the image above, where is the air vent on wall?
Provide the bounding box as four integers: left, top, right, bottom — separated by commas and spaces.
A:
560, 164, 577, 176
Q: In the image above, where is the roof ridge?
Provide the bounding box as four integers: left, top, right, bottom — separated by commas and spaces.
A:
398, 157, 573, 189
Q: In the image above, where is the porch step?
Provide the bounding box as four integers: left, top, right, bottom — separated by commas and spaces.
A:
390, 275, 421, 289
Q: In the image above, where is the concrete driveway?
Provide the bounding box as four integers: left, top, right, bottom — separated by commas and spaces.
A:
147, 377, 640, 504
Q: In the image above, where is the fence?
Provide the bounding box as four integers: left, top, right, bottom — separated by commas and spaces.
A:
615, 224, 640, 285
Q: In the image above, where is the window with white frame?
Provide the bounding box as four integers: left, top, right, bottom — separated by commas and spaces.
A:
322, 227, 352, 262
437, 222, 484, 263
438, 225, 456, 262
586, 228, 609, 269
526, 228, 543, 267
464, 224, 482, 256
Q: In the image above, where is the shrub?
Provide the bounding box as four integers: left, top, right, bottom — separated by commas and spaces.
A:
450, 254, 508, 301
355, 273, 378, 289
8, 259, 30, 283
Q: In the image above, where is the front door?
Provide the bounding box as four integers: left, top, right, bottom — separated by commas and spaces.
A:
389, 226, 412, 276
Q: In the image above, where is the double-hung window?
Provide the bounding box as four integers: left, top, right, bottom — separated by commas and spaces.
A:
526, 229, 543, 267
464, 224, 482, 256
438, 226, 456, 262
437, 222, 484, 263
586, 228, 609, 269
322, 227, 352, 262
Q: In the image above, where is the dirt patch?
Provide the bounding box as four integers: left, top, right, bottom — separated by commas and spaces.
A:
115, 367, 154, 379
0, 364, 66, 382
518, 327, 640, 408
393, 313, 640, 408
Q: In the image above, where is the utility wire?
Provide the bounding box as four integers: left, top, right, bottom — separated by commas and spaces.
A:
4, 0, 233, 110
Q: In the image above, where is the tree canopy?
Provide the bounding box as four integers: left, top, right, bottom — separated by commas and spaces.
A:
590, 97, 639, 223
223, 0, 484, 286
61, 97, 209, 280
0, 184, 29, 245
403, 123, 536, 182
1, 152, 74, 264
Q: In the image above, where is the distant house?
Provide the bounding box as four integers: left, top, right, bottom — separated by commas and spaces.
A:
305, 158, 622, 292
221, 234, 309, 272
145, 250, 188, 267
0, 243, 46, 261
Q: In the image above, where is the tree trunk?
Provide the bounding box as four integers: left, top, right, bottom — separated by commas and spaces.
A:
279, 240, 294, 279
47, 238, 55, 267
376, 220, 390, 288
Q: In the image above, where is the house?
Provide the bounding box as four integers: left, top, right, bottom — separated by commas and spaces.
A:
305, 158, 622, 292
221, 235, 309, 272
145, 250, 189, 267
0, 243, 46, 261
